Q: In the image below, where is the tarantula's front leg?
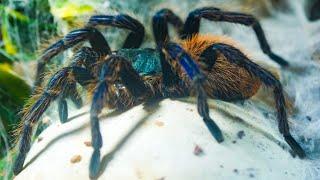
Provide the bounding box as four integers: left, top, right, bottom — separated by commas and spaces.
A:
206, 43, 306, 158
182, 7, 289, 67
36, 14, 145, 88
57, 83, 83, 123
57, 47, 101, 123
13, 67, 94, 175
163, 42, 224, 143
35, 28, 110, 88
152, 9, 184, 46
89, 55, 150, 178
152, 9, 184, 90
87, 14, 145, 49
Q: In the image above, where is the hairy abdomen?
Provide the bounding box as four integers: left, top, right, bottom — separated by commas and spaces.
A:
205, 55, 261, 101
180, 34, 262, 101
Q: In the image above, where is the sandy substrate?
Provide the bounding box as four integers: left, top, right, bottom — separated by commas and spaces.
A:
15, 99, 310, 180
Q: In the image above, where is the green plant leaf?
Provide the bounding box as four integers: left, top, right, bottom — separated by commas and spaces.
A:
1, 16, 17, 55
51, 3, 94, 19
0, 64, 31, 104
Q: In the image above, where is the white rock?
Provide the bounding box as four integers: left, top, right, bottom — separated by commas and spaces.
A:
15, 98, 310, 180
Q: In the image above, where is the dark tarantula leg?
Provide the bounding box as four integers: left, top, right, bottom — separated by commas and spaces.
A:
153, 9, 184, 46
207, 43, 305, 158
13, 67, 94, 175
57, 47, 100, 123
68, 83, 83, 109
57, 83, 83, 123
163, 42, 224, 143
34, 28, 110, 88
87, 14, 145, 48
89, 55, 150, 178
152, 9, 184, 89
58, 98, 68, 123
182, 7, 289, 67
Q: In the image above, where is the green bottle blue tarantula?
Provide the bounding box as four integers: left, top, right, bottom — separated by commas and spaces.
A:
13, 7, 305, 178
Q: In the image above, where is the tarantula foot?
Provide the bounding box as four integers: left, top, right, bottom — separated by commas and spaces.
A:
203, 118, 224, 143
13, 155, 25, 175
58, 99, 68, 123
89, 149, 101, 179
284, 135, 306, 158
269, 53, 289, 67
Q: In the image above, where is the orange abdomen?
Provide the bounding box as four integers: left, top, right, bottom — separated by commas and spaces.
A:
180, 34, 262, 101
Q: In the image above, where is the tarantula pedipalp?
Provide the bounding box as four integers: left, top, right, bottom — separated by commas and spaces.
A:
13, 7, 305, 179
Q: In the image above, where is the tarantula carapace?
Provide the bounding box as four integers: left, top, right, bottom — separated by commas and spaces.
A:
13, 7, 305, 179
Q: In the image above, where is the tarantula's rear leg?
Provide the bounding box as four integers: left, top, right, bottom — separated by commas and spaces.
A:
13, 67, 94, 175
163, 42, 224, 143
182, 7, 289, 67
89, 55, 150, 178
206, 43, 305, 158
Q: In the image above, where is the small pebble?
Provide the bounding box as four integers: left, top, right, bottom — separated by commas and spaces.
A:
42, 116, 51, 124
249, 173, 255, 178
306, 116, 312, 121
233, 169, 239, 174
237, 130, 245, 139
84, 141, 92, 147
155, 120, 164, 127
70, 155, 82, 164
37, 137, 43, 142
232, 140, 237, 144
193, 145, 204, 156
186, 108, 193, 112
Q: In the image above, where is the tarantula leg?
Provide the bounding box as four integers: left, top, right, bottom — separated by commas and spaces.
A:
13, 121, 32, 175
56, 47, 100, 123
41, 29, 110, 62
69, 87, 83, 108
70, 47, 100, 71
152, 9, 183, 88
34, 28, 109, 88
58, 98, 68, 123
163, 42, 224, 142
57, 83, 83, 123
207, 43, 306, 158
87, 14, 145, 49
153, 9, 184, 46
182, 7, 289, 67
89, 55, 150, 178
13, 67, 94, 175
63, 82, 83, 109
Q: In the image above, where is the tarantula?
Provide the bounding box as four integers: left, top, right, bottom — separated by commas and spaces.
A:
13, 7, 305, 179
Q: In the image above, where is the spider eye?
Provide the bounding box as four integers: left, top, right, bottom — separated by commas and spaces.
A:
199, 46, 218, 70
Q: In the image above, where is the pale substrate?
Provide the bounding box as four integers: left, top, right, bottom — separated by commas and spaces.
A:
15, 99, 310, 180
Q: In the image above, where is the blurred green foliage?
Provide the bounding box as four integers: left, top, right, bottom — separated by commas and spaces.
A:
0, 118, 15, 180
0, 1, 57, 178
0, 0, 57, 62
0, 64, 31, 154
